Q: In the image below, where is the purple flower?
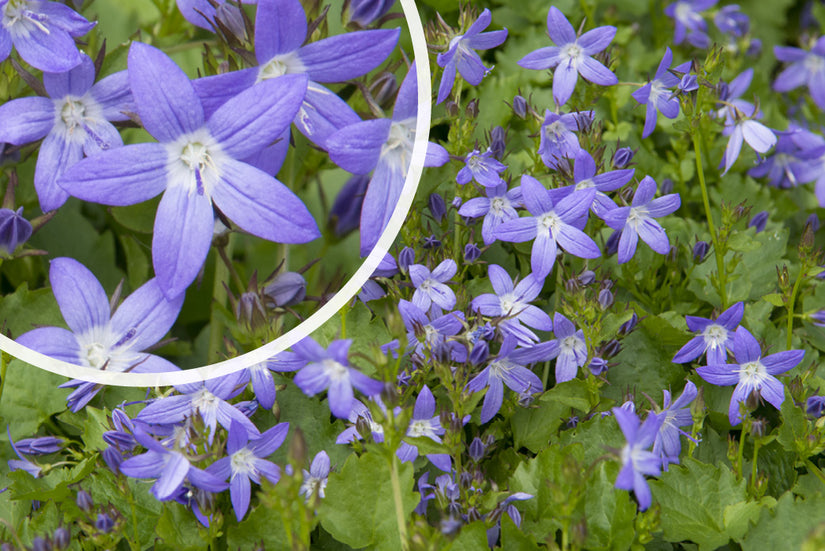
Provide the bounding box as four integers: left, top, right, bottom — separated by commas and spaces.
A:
192, 0, 399, 148
120, 429, 228, 501
672, 302, 744, 365
696, 327, 805, 424
0, 53, 134, 212
436, 8, 507, 104
397, 386, 451, 471
471, 264, 552, 346
409, 259, 457, 317
773, 36, 825, 110
518, 7, 617, 106
788, 127, 825, 205
348, 0, 394, 26
7, 427, 42, 477
299, 450, 331, 501
664, 0, 716, 48
327, 63, 449, 254
721, 114, 777, 176
11, 435, 63, 456
613, 407, 665, 511
555, 149, 635, 217
0, 0, 95, 72
176, 0, 251, 34
206, 420, 288, 521
458, 181, 523, 246
749, 210, 769, 232
136, 371, 259, 445
16, 258, 183, 412
537, 110, 589, 168
602, 176, 681, 264
466, 336, 550, 423
496, 174, 600, 279
336, 398, 386, 444
549, 313, 587, 383
652, 381, 698, 469
714, 5, 749, 37
456, 149, 507, 188
292, 337, 384, 418
749, 129, 804, 189
632, 48, 688, 139
246, 355, 303, 410
716, 69, 756, 125
58, 42, 319, 299
397, 300, 466, 365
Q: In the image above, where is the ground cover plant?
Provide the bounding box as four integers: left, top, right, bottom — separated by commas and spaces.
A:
1, 0, 825, 549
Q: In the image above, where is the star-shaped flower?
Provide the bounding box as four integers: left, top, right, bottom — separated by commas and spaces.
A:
518, 7, 617, 106
58, 42, 319, 299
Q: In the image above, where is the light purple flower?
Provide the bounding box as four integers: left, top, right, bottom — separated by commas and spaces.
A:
613, 407, 665, 511
537, 110, 589, 168
176, 0, 254, 34
326, 63, 449, 254
632, 48, 687, 139
409, 259, 457, 317
0, 53, 134, 212
58, 42, 319, 299
555, 149, 634, 217
721, 116, 776, 176
495, 174, 600, 279
672, 302, 744, 365
397, 299, 466, 365
456, 149, 507, 188
246, 355, 304, 410
0, 0, 95, 72
652, 381, 698, 469
292, 336, 384, 418
773, 36, 825, 110
299, 450, 331, 501
397, 385, 451, 471
696, 326, 805, 424
16, 258, 182, 412
458, 181, 523, 246
518, 7, 617, 106
664, 0, 716, 48
602, 176, 681, 264
471, 264, 552, 346
206, 420, 288, 521
549, 312, 587, 383
436, 8, 508, 104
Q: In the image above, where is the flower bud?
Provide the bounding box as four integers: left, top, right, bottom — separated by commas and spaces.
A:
468, 437, 486, 462
693, 240, 710, 263
369, 71, 399, 109
76, 489, 93, 512
264, 271, 307, 307
214, 3, 246, 41
14, 435, 63, 455
611, 147, 635, 168
236, 291, 266, 329
53, 527, 70, 550
0, 207, 32, 255
428, 193, 446, 223
749, 210, 768, 232
423, 235, 441, 249
465, 98, 479, 119
95, 513, 114, 533
31, 537, 48, 551
512, 94, 527, 118
464, 243, 482, 263
750, 417, 767, 438
660, 178, 674, 195
806, 395, 825, 417
348, 0, 394, 26
605, 229, 622, 256
588, 357, 609, 376
451, 196, 462, 209
746, 38, 762, 57
601, 339, 622, 358
329, 174, 369, 237
490, 126, 506, 160
618, 312, 638, 336
678, 74, 699, 93
598, 288, 613, 310
469, 340, 489, 366
397, 246, 415, 273
577, 270, 596, 285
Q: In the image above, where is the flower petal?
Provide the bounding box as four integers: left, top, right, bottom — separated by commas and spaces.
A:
16, 327, 81, 364
254, 0, 307, 61
109, 278, 184, 352
299, 29, 400, 83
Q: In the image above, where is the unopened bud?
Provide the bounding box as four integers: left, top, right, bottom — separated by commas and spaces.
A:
398, 246, 415, 272
612, 147, 635, 168
95, 513, 114, 534
598, 288, 614, 310
264, 272, 307, 307
53, 527, 70, 550
428, 193, 446, 223
464, 243, 482, 263
465, 98, 479, 119
618, 312, 638, 336
749, 210, 768, 232
578, 270, 596, 285
588, 357, 609, 376
660, 178, 674, 195
76, 489, 93, 512
693, 240, 710, 263
490, 126, 506, 159
369, 71, 399, 109
0, 207, 32, 255
468, 437, 486, 462
512, 94, 527, 118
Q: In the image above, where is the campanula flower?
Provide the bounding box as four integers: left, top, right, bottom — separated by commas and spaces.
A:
696, 326, 805, 424
664, 0, 716, 48
409, 259, 457, 317
554, 149, 635, 217
714, 5, 749, 37
518, 7, 617, 106
397, 385, 451, 471
672, 302, 744, 365
773, 36, 825, 110
652, 381, 698, 469
0, 53, 134, 212
632, 48, 691, 139
16, 258, 183, 412
458, 181, 523, 246
59, 42, 319, 299
327, 62, 449, 254
456, 149, 507, 188
300, 450, 331, 501
206, 420, 288, 521
549, 313, 587, 383
602, 176, 681, 264
7, 427, 42, 477
291, 336, 384, 418
471, 264, 552, 346
537, 110, 589, 168
495, 174, 600, 279
613, 407, 665, 511
0, 0, 95, 72
398, 299, 466, 365
721, 113, 776, 175
436, 8, 508, 104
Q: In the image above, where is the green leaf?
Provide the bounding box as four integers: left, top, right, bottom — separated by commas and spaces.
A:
449, 521, 489, 550
649, 458, 746, 551
777, 389, 808, 454
225, 502, 289, 550
155, 502, 211, 550
584, 461, 636, 551
501, 515, 539, 550
0, 359, 68, 438
319, 453, 418, 550
7, 457, 95, 502
119, 234, 151, 291
511, 379, 591, 453
723, 499, 770, 542
761, 293, 785, 307
741, 492, 825, 551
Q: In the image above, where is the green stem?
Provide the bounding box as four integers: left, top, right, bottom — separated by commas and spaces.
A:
208, 248, 230, 363
750, 439, 761, 494
691, 132, 728, 308
0, 352, 9, 406
389, 455, 408, 550
787, 267, 805, 350
736, 423, 747, 478
803, 458, 825, 488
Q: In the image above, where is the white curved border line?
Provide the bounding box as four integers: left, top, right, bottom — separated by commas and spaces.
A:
0, 0, 431, 387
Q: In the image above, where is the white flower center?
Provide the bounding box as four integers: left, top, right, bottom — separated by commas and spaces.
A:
499, 293, 523, 316
538, 211, 562, 232
230, 447, 256, 477
804, 54, 825, 75
575, 178, 594, 190
736, 360, 768, 386
626, 206, 648, 229
408, 419, 430, 438
257, 52, 305, 82
490, 196, 508, 214
84, 342, 108, 369
561, 43, 583, 64
192, 388, 219, 413
322, 359, 348, 382
381, 119, 415, 172
2, 0, 49, 36
649, 80, 668, 102
166, 128, 225, 197
55, 95, 107, 147
545, 121, 567, 140
702, 324, 728, 349
488, 359, 514, 379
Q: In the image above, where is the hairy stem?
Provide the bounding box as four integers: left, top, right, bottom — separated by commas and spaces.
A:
389, 454, 409, 550
787, 266, 805, 350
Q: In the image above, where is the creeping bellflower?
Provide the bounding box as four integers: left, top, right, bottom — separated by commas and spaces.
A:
613, 407, 665, 511
672, 302, 744, 365
458, 181, 523, 246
